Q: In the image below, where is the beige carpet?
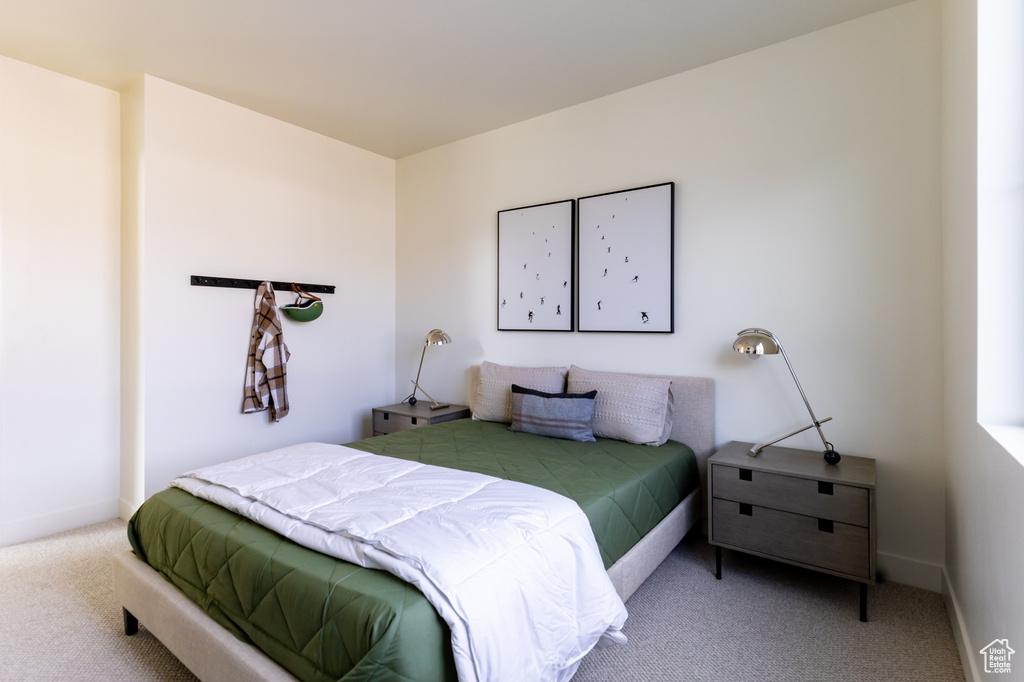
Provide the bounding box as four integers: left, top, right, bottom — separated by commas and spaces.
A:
576, 535, 965, 681
0, 519, 964, 681
0, 519, 194, 681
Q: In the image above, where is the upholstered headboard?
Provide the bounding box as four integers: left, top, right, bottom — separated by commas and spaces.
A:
466, 365, 716, 499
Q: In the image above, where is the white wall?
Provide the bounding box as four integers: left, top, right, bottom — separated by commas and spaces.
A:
942, 0, 1024, 679
121, 76, 397, 507
0, 56, 121, 545
396, 2, 944, 588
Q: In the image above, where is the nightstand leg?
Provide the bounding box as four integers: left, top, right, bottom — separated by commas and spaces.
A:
859, 583, 867, 622
715, 546, 722, 580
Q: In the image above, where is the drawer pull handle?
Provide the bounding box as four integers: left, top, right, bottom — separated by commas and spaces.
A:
383, 413, 389, 420
739, 503, 753, 516
411, 417, 418, 425
739, 468, 752, 482
818, 519, 834, 533
818, 482, 834, 495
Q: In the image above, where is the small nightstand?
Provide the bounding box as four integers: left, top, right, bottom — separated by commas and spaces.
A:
371, 402, 471, 436
708, 440, 877, 621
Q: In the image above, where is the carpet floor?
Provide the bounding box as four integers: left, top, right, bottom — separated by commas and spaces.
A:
0, 519, 964, 681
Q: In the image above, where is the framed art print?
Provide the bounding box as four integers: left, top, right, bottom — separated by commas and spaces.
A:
497, 199, 575, 331
577, 182, 674, 333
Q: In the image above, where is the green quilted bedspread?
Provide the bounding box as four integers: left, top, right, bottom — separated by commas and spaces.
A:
348, 419, 698, 569
127, 419, 698, 682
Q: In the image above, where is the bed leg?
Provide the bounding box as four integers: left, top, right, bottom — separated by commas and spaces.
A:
859, 583, 868, 622
715, 545, 722, 580
123, 607, 139, 636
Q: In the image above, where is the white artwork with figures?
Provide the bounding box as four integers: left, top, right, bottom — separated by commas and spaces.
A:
578, 183, 674, 333
497, 199, 575, 331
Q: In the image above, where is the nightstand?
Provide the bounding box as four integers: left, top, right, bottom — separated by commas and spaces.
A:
708, 440, 877, 621
371, 402, 471, 436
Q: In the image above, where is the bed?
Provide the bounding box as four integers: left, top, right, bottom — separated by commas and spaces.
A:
113, 366, 714, 682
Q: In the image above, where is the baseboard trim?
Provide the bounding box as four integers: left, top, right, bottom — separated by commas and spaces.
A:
943, 568, 981, 682
876, 550, 943, 591
0, 497, 119, 547
118, 496, 141, 522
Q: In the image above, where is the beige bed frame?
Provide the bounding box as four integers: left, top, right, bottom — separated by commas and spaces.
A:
114, 371, 715, 682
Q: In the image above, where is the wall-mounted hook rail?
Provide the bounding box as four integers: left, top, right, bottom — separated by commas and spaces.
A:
190, 275, 335, 295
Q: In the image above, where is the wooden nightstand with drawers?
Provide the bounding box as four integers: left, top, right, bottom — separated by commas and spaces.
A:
708, 440, 877, 621
371, 402, 471, 436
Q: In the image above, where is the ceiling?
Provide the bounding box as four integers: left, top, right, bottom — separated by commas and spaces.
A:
0, 0, 910, 159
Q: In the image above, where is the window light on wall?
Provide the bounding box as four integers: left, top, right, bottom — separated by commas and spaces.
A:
977, 0, 1024, 462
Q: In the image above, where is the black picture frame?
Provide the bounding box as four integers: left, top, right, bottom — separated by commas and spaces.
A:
577, 182, 674, 333
497, 199, 575, 331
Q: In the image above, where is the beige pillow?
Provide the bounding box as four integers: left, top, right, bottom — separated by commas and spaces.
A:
473, 361, 568, 423
566, 365, 673, 446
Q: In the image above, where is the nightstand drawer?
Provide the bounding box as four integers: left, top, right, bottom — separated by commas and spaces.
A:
712, 498, 870, 580
372, 411, 424, 435
712, 463, 869, 527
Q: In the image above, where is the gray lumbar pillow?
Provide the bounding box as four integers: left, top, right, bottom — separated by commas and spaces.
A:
509, 384, 597, 442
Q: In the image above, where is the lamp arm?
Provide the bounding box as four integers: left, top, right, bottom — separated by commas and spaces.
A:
748, 417, 833, 456
409, 345, 427, 402
409, 379, 450, 410
774, 338, 832, 452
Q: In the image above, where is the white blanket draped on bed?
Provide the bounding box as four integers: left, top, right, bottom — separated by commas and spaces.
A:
171, 442, 627, 682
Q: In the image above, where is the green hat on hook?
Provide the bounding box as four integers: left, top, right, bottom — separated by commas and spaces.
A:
280, 284, 324, 322
281, 299, 323, 321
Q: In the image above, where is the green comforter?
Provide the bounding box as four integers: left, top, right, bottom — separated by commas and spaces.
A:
128, 419, 698, 682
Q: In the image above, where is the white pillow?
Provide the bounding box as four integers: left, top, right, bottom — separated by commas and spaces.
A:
473, 361, 568, 423
566, 365, 673, 446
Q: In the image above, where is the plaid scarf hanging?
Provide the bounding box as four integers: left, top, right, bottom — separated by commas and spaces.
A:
242, 281, 290, 421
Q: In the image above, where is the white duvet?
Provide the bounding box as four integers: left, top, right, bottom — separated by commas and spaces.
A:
171, 442, 627, 682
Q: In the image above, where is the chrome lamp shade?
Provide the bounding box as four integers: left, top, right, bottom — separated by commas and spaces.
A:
405, 329, 451, 410
424, 329, 451, 347
734, 328, 840, 464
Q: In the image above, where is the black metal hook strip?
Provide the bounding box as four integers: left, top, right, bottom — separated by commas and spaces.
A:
190, 275, 335, 295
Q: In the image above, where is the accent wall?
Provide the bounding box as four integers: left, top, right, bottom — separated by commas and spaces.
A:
0, 55, 121, 545
395, 2, 944, 589
119, 76, 397, 511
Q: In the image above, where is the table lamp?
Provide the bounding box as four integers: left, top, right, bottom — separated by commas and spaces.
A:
733, 327, 840, 464
405, 328, 451, 410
